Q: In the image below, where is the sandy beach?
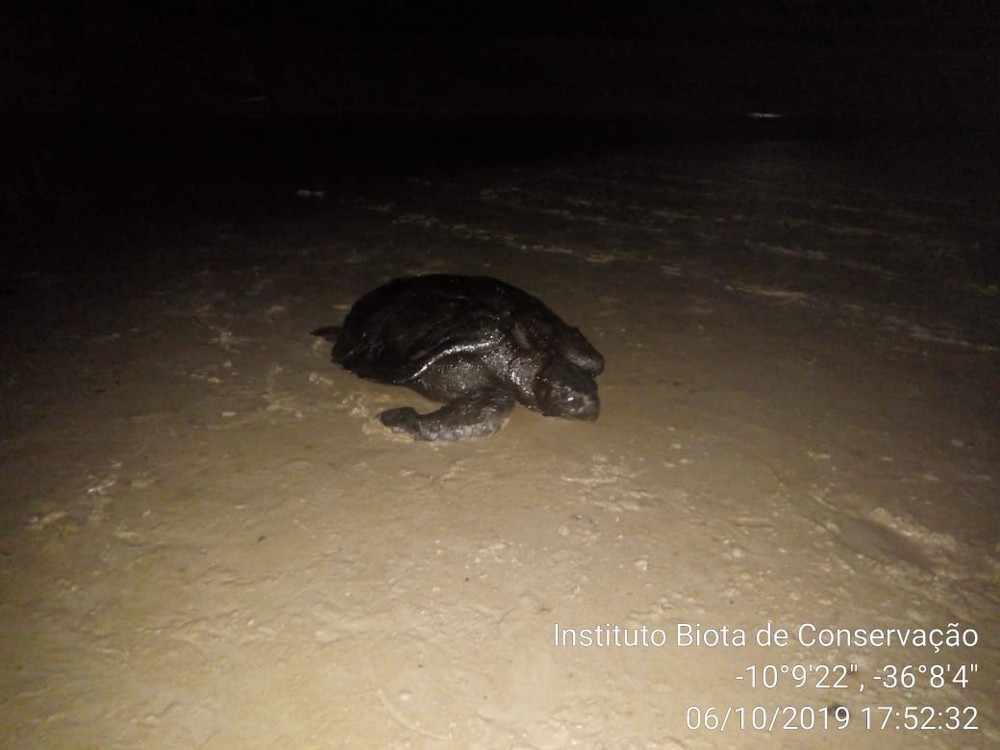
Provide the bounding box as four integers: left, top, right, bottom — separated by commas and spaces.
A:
1, 126, 998, 748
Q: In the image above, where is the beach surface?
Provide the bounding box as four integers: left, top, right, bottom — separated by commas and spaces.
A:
2, 126, 998, 748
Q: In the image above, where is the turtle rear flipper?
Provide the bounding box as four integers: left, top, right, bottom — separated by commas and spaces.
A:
379, 389, 515, 441
311, 326, 342, 343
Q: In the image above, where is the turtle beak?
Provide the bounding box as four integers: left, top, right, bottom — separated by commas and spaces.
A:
568, 393, 600, 421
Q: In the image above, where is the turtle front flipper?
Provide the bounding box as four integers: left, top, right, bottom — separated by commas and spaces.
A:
560, 327, 604, 376
379, 389, 515, 441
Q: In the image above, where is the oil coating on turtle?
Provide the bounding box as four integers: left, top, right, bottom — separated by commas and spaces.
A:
312, 274, 604, 441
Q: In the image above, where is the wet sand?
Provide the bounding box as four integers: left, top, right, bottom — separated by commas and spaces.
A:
1, 129, 998, 748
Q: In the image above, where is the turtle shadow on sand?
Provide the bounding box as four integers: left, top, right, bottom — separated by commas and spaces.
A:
312, 274, 604, 441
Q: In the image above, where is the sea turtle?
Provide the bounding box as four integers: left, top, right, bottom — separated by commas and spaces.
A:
312, 274, 604, 441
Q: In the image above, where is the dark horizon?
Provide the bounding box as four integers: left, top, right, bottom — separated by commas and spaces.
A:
2, 2, 996, 125
3, 2, 997, 284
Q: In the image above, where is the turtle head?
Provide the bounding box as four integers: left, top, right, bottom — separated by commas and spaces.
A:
536, 359, 600, 421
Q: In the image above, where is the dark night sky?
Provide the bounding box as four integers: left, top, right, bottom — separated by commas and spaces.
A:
0, 3, 997, 280
2, 1, 996, 125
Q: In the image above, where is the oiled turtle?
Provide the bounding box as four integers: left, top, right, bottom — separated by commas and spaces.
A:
312, 274, 603, 441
